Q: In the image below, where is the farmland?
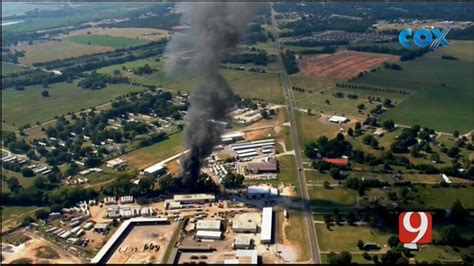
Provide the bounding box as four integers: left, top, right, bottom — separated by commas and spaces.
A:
2, 82, 146, 127
66, 34, 149, 49
298, 51, 396, 80
354, 41, 474, 133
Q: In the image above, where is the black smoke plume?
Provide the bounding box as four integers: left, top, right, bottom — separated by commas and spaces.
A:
164, 3, 262, 188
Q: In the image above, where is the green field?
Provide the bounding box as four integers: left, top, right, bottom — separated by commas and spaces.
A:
415, 245, 472, 263
309, 187, 358, 208
1, 61, 25, 75
2, 82, 146, 127
123, 131, 184, 170
285, 210, 311, 261
315, 222, 393, 252
355, 41, 474, 133
1, 206, 38, 223
66, 34, 148, 49
416, 186, 474, 209
98, 60, 284, 103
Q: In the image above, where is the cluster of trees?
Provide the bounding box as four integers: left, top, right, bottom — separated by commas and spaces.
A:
221, 173, 245, 188
285, 39, 348, 47
335, 83, 410, 95
280, 17, 373, 37
383, 62, 402, 71
138, 132, 168, 147
3, 41, 167, 90
291, 86, 305, 92
441, 55, 458, 61
132, 64, 154, 75
304, 133, 352, 159
2, 173, 97, 209
282, 50, 299, 74
347, 45, 428, 61
298, 46, 336, 55
222, 52, 270, 66
2, 69, 69, 90
78, 71, 129, 90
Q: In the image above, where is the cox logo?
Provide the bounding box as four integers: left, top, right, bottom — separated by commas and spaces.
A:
399, 212, 432, 245
399, 27, 451, 51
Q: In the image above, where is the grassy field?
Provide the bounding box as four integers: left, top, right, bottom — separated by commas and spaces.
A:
123, 131, 184, 170
285, 210, 311, 261
1, 169, 35, 190
354, 41, 474, 133
415, 245, 471, 263
416, 186, 474, 209
309, 187, 358, 208
66, 34, 148, 49
315, 223, 393, 252
2, 82, 146, 128
97, 59, 162, 75
1, 206, 38, 223
17, 40, 112, 65
117, 61, 284, 104
295, 111, 358, 148
1, 61, 25, 75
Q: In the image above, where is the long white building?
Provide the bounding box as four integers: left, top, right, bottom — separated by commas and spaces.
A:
260, 207, 273, 244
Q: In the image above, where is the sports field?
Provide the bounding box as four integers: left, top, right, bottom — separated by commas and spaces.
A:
355, 41, 474, 133
1, 61, 25, 75
66, 34, 148, 49
2, 82, 146, 127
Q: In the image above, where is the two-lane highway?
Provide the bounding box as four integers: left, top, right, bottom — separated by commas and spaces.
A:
270, 5, 322, 264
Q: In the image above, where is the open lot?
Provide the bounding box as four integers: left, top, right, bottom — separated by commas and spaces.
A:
2, 82, 146, 128
1, 232, 84, 264
299, 51, 396, 80
355, 41, 474, 133
105, 223, 178, 264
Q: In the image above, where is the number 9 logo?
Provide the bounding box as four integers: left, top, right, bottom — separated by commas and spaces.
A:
399, 212, 432, 244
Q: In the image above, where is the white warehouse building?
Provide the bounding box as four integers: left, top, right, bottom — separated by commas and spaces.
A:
260, 207, 273, 244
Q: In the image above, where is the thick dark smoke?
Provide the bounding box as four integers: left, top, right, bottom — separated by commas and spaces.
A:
164, 3, 262, 188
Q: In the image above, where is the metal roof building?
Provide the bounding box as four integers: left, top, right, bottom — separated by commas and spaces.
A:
196, 230, 222, 240
173, 194, 215, 203
234, 235, 253, 249
143, 163, 165, 176
196, 220, 222, 231
232, 220, 258, 233
260, 207, 273, 243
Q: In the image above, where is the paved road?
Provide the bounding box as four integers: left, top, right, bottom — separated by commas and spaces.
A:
270, 5, 321, 264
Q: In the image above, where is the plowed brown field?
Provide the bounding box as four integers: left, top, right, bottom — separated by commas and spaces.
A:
299, 51, 396, 80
